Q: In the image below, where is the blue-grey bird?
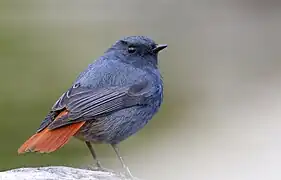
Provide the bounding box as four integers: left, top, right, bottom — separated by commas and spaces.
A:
18, 36, 167, 177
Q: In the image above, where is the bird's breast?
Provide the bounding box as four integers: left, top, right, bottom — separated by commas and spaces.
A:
76, 104, 160, 144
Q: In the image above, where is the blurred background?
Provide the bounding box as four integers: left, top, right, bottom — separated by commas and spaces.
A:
1, 1, 281, 180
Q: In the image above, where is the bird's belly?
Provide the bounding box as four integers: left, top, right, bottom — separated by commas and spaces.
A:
74, 106, 156, 144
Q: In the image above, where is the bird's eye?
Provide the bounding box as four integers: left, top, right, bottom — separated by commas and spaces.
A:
128, 46, 136, 53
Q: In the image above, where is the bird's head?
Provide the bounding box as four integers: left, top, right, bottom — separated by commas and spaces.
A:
106, 36, 167, 68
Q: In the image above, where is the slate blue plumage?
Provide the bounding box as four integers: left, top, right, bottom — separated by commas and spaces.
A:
37, 36, 167, 177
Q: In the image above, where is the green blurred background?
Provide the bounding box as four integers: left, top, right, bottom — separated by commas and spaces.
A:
1, 1, 281, 180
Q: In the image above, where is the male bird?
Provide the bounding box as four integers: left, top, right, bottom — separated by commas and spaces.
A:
18, 36, 167, 177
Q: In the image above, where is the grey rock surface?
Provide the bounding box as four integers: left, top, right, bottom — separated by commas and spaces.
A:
0, 166, 129, 180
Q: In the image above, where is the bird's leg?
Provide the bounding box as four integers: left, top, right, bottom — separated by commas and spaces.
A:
85, 141, 102, 169
111, 144, 134, 178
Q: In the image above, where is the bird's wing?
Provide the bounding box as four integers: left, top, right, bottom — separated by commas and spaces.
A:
37, 81, 149, 132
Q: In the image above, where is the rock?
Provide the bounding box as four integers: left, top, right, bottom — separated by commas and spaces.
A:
0, 166, 131, 180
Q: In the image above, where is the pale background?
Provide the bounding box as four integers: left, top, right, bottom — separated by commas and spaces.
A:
0, 1, 281, 180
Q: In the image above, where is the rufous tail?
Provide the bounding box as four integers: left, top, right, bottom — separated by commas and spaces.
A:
18, 110, 85, 154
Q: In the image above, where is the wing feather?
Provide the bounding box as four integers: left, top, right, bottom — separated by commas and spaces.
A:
46, 81, 149, 130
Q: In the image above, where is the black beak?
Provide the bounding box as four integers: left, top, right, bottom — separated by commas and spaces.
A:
153, 44, 168, 53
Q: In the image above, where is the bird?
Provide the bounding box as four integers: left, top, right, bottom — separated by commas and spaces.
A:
18, 36, 167, 178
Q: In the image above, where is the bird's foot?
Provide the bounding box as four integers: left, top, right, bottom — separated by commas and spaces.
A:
118, 167, 137, 180
83, 164, 115, 173
118, 173, 138, 180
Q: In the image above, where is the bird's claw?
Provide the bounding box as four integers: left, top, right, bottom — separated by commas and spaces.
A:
82, 164, 113, 173
118, 168, 136, 180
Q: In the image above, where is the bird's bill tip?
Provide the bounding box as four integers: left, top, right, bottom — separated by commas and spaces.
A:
153, 44, 168, 53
